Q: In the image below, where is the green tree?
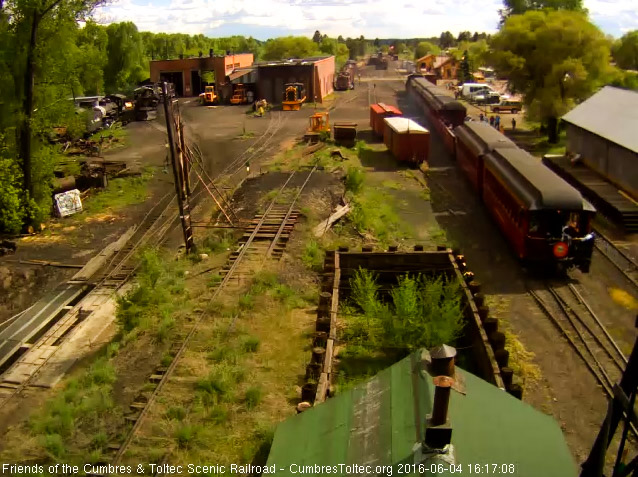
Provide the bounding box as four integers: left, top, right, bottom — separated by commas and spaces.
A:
439, 31, 455, 49
414, 41, 440, 59
499, 0, 586, 22
261, 36, 320, 60
458, 50, 472, 83
319, 37, 349, 68
457, 31, 471, 42
312, 30, 322, 43
104, 22, 146, 92
612, 31, 638, 70
76, 20, 108, 95
491, 10, 612, 142
7, 0, 105, 223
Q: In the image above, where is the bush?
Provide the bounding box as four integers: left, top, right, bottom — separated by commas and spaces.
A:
347, 269, 464, 350
0, 156, 25, 234
42, 433, 66, 458
165, 406, 187, 421
175, 424, 201, 449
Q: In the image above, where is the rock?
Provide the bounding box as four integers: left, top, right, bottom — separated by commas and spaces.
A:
199, 253, 209, 260
184, 270, 190, 276
296, 402, 312, 413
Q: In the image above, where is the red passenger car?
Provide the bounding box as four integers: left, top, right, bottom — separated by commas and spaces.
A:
383, 117, 430, 166
370, 103, 402, 138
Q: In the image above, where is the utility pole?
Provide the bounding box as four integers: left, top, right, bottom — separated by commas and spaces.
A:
162, 82, 194, 253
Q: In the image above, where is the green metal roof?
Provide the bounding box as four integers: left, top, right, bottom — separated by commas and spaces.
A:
267, 350, 576, 476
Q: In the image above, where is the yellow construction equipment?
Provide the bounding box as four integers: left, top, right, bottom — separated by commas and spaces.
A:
201, 85, 217, 105
282, 83, 306, 111
304, 112, 330, 142
230, 84, 248, 105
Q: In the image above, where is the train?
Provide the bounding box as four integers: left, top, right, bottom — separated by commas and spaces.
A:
406, 74, 596, 273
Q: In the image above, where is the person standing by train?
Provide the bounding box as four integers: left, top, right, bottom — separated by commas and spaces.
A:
495, 115, 501, 130
511, 117, 517, 130
479, 113, 484, 122
489, 116, 495, 127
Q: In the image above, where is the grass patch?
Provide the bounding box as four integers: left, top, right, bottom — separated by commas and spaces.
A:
345, 167, 365, 194
241, 336, 260, 353
381, 180, 402, 190
89, 122, 129, 150
81, 167, 153, 215
301, 240, 325, 272
243, 387, 263, 409
349, 188, 406, 245
201, 230, 234, 254
175, 424, 202, 449
501, 321, 542, 389
116, 248, 189, 341
260, 186, 301, 207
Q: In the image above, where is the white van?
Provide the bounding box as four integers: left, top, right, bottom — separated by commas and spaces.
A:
458, 83, 492, 99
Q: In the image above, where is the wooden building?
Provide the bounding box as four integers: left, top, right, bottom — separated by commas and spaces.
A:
562, 86, 638, 199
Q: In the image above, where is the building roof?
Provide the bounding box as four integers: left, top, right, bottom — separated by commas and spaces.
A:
416, 54, 436, 64
255, 56, 334, 67
267, 349, 577, 476
485, 147, 595, 211
562, 86, 638, 154
433, 56, 455, 70
228, 67, 256, 81
455, 121, 517, 157
384, 117, 429, 134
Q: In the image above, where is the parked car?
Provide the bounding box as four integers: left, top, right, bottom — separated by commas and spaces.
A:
474, 91, 502, 105
491, 100, 523, 114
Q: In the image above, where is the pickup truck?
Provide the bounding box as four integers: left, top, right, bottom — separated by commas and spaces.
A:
490, 100, 522, 114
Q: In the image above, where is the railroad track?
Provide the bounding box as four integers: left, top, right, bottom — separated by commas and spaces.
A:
528, 281, 635, 436
593, 227, 638, 289
104, 166, 317, 474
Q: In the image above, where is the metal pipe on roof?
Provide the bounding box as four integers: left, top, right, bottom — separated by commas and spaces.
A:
431, 375, 454, 427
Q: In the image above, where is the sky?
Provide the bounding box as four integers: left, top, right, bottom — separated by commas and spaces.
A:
93, 0, 638, 40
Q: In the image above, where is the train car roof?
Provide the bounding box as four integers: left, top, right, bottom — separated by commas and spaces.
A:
411, 77, 465, 112
384, 117, 429, 134
433, 95, 466, 111
454, 122, 517, 157
371, 103, 402, 115
485, 147, 595, 211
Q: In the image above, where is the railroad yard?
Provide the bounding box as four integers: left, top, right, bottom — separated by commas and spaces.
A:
1, 57, 638, 476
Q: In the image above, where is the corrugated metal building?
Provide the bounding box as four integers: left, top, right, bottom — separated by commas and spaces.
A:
255, 56, 335, 104
267, 349, 577, 476
562, 86, 638, 200
149, 53, 254, 98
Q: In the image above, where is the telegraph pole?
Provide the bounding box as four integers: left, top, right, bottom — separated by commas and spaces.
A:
162, 82, 194, 253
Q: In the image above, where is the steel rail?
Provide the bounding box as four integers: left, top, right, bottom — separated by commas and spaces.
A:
111, 171, 299, 469
264, 166, 316, 261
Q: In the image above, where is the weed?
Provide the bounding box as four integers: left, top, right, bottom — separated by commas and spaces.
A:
42, 433, 65, 458
349, 189, 405, 245
208, 347, 239, 364
202, 232, 234, 254
91, 431, 108, 449
155, 315, 175, 343
208, 273, 222, 287
165, 406, 187, 421
238, 294, 255, 310
301, 240, 325, 272
241, 336, 260, 353
161, 353, 174, 367
175, 424, 201, 449
345, 167, 365, 195
208, 406, 229, 425
420, 187, 431, 201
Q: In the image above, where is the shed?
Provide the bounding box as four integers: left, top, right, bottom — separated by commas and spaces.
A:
383, 117, 430, 165
562, 86, 638, 199
370, 103, 403, 137
266, 349, 577, 476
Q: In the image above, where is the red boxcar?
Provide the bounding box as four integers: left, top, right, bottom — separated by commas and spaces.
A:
383, 117, 430, 165
370, 103, 402, 137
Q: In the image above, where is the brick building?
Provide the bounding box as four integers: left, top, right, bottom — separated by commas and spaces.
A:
255, 56, 335, 104
149, 52, 254, 97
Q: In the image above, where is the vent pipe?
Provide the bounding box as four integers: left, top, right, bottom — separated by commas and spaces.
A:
430, 344, 456, 377
431, 375, 454, 426
209, 49, 213, 58
424, 375, 454, 449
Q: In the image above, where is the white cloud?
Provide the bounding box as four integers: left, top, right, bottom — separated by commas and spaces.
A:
93, 0, 638, 38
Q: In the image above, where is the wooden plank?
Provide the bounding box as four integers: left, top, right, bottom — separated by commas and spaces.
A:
315, 372, 329, 403
324, 339, 334, 375
314, 204, 351, 237
71, 227, 135, 282
329, 254, 340, 340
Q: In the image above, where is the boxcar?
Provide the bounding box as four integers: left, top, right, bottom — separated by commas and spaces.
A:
383, 117, 430, 166
370, 103, 402, 138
